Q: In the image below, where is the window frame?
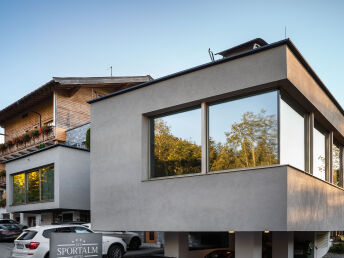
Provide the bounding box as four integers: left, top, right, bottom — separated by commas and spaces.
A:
11, 164, 54, 205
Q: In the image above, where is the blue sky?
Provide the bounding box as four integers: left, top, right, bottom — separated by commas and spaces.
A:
0, 1, 343, 121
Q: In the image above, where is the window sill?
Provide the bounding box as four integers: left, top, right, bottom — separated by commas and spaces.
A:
10, 199, 54, 206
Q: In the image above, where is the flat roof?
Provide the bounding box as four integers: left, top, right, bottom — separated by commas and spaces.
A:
88, 39, 344, 117
5, 143, 89, 164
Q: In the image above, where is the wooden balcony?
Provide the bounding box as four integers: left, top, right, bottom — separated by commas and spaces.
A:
0, 126, 66, 162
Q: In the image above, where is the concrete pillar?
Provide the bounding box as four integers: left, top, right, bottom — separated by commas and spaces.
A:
235, 232, 262, 258
164, 232, 189, 258
9, 213, 14, 220
20, 213, 25, 224
35, 214, 41, 226
73, 211, 80, 222
272, 232, 294, 258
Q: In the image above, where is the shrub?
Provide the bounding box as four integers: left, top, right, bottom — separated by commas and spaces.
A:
329, 243, 344, 254
40, 125, 53, 135
23, 133, 31, 143
86, 128, 90, 149
0, 144, 6, 151
6, 140, 13, 147
0, 170, 5, 176
38, 143, 46, 149
30, 129, 40, 137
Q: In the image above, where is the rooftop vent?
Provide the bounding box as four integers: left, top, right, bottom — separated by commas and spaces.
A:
216, 38, 268, 58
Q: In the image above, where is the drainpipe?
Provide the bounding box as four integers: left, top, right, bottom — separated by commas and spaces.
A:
30, 111, 42, 128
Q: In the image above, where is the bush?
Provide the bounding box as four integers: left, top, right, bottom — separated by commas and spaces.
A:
30, 129, 40, 137
0, 170, 5, 176
23, 133, 31, 143
38, 144, 46, 149
40, 125, 53, 135
86, 128, 90, 149
329, 243, 344, 254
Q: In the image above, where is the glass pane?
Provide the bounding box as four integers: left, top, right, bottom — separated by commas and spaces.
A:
152, 108, 201, 177
41, 166, 54, 200
27, 171, 40, 202
313, 126, 326, 180
333, 143, 342, 187
13, 173, 25, 204
280, 98, 305, 170
209, 91, 278, 171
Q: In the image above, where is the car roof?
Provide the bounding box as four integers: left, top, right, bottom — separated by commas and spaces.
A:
26, 224, 87, 231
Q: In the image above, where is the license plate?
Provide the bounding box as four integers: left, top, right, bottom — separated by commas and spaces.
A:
16, 244, 24, 249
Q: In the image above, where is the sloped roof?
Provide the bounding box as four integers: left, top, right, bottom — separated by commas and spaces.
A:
0, 76, 152, 125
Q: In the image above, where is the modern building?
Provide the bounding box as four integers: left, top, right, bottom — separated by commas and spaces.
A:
89, 38, 344, 258
1, 76, 152, 226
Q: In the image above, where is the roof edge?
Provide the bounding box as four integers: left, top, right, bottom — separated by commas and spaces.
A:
88, 39, 344, 118
5, 143, 89, 164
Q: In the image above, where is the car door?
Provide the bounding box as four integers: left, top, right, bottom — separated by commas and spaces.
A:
72, 226, 106, 255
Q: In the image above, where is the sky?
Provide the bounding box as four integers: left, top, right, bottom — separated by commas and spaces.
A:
0, 0, 344, 144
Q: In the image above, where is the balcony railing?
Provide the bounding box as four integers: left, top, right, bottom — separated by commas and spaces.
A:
0, 126, 66, 162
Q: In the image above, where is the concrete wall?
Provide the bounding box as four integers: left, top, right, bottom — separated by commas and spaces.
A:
90, 42, 344, 232
90, 45, 288, 232
6, 145, 90, 213
287, 167, 344, 231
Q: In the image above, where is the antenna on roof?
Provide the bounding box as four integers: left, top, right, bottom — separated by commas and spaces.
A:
284, 26, 287, 39
109, 66, 113, 77
208, 48, 215, 62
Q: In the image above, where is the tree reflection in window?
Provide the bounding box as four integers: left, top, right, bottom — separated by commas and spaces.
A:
209, 91, 278, 171
333, 143, 342, 187
13, 173, 25, 204
152, 108, 201, 178
27, 171, 40, 202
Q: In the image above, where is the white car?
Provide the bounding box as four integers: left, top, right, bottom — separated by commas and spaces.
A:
12, 224, 127, 258
83, 223, 142, 250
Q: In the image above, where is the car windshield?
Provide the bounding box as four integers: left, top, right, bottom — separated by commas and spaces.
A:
18, 230, 37, 240
0, 224, 18, 230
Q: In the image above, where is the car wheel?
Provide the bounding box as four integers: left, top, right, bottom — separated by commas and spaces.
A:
107, 244, 124, 258
129, 237, 141, 250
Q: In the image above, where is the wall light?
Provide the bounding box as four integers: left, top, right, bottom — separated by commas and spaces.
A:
228, 231, 235, 234
264, 230, 270, 234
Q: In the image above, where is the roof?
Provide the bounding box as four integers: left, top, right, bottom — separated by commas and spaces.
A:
0, 76, 152, 125
5, 143, 89, 164
88, 39, 344, 118
216, 38, 268, 57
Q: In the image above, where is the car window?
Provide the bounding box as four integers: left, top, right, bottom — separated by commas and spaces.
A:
73, 227, 92, 233
43, 229, 57, 239
56, 227, 72, 233
18, 231, 37, 240
0, 220, 9, 224
0, 224, 19, 230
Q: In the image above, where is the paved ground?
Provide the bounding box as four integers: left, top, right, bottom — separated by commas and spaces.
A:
0, 242, 163, 258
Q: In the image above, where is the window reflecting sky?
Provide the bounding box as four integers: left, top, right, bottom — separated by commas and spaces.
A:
158, 108, 201, 145
313, 127, 326, 180
209, 91, 277, 144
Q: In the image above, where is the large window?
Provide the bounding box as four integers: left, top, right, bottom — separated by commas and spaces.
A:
149, 90, 344, 185
333, 142, 342, 187
313, 125, 326, 181
13, 173, 25, 204
280, 97, 305, 170
208, 91, 278, 171
151, 108, 201, 178
12, 165, 54, 205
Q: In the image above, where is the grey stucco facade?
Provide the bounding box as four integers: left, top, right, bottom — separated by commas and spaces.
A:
89, 41, 344, 234
6, 145, 90, 213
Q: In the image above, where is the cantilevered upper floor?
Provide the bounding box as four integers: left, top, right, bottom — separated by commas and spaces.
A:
0, 76, 152, 162
88, 38, 344, 232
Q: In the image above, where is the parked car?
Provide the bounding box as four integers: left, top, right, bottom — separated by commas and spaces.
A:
0, 219, 28, 230
11, 224, 127, 258
83, 223, 142, 250
0, 224, 22, 241
205, 250, 235, 258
